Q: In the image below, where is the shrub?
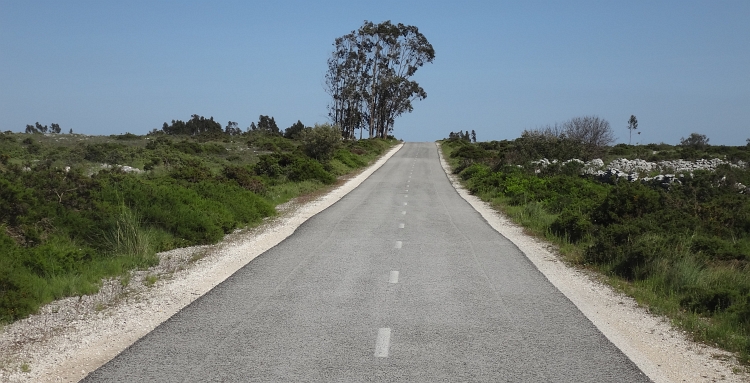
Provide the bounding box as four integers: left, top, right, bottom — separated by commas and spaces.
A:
333, 149, 367, 168
286, 157, 335, 184
169, 158, 213, 183
299, 123, 341, 161
550, 208, 591, 243
222, 165, 266, 194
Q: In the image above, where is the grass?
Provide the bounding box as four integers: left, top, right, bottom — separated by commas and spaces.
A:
144, 274, 158, 287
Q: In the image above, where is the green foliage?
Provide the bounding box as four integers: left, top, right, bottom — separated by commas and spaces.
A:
284, 120, 306, 140
333, 149, 367, 168
0, 130, 396, 323
550, 207, 591, 243
327, 20, 435, 139
299, 123, 341, 161
286, 157, 335, 184
441, 137, 750, 362
160, 114, 223, 136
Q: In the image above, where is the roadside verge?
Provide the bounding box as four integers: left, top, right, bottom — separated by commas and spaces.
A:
436, 142, 744, 383
0, 144, 403, 383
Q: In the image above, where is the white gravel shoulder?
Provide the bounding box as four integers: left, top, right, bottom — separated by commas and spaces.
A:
0, 144, 403, 383
437, 142, 746, 383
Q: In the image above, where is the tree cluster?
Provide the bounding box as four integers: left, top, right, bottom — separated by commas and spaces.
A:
325, 20, 435, 140
249, 115, 280, 135
25, 122, 61, 134
447, 130, 476, 143
155, 114, 312, 141
161, 115, 223, 136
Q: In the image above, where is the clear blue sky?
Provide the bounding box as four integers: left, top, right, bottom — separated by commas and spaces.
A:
1, 1, 748, 145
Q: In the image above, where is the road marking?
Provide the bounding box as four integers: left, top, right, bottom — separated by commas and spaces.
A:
403, 202, 408, 206
389, 271, 399, 283
401, 211, 406, 215
405, 194, 408, 198
395, 241, 402, 249
399, 223, 405, 228
374, 328, 392, 357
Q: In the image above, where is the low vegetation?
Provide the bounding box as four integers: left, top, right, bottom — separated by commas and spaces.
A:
441, 127, 750, 363
0, 118, 396, 323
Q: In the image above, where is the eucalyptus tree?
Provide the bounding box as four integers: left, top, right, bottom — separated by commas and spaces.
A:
627, 115, 638, 144
325, 20, 435, 139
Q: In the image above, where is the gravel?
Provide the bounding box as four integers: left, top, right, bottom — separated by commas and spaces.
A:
0, 142, 746, 382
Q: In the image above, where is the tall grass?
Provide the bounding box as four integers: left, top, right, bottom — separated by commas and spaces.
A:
103, 205, 154, 258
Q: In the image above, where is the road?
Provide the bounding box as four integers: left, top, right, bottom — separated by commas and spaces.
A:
83, 142, 650, 382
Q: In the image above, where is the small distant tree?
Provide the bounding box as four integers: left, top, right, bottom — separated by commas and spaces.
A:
561, 116, 615, 158
255, 115, 280, 135
471, 130, 477, 143
225, 121, 241, 136
284, 120, 306, 140
627, 115, 638, 145
25, 124, 38, 134
69, 128, 73, 134
50, 123, 61, 134
680, 133, 709, 149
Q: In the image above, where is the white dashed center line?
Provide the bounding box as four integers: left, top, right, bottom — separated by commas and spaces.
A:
389, 271, 399, 284
399, 223, 405, 228
374, 328, 392, 357
395, 241, 402, 249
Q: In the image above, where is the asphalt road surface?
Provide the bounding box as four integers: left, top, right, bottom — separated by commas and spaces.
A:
83, 142, 650, 382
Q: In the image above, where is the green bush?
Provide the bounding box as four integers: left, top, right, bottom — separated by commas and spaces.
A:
299, 123, 341, 161
550, 208, 591, 243
333, 149, 367, 168
286, 157, 335, 184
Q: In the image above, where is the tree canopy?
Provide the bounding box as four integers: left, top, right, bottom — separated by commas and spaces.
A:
325, 20, 435, 139
161, 115, 222, 136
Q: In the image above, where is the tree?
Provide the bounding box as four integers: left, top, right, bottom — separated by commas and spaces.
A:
225, 121, 241, 136
680, 133, 709, 149
627, 115, 638, 145
50, 123, 61, 134
161, 115, 222, 135
299, 124, 341, 161
325, 20, 435, 139
249, 115, 280, 135
471, 130, 477, 143
561, 116, 615, 158
284, 120, 306, 140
